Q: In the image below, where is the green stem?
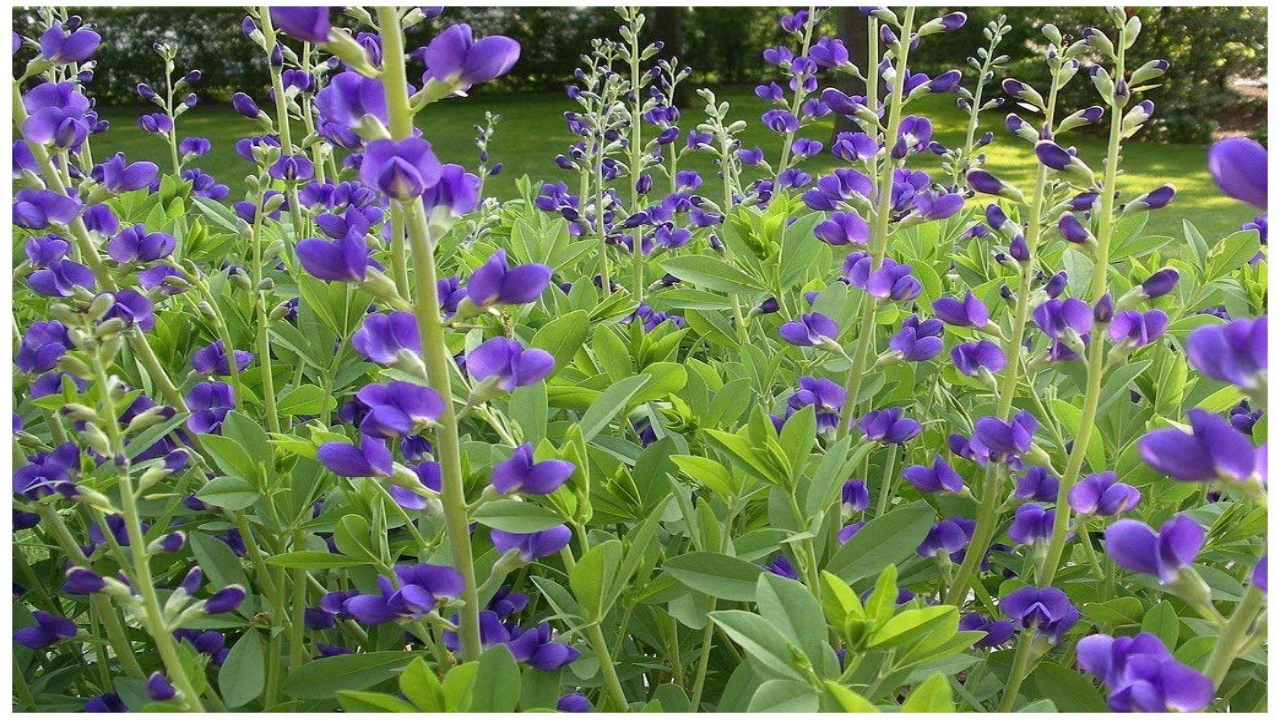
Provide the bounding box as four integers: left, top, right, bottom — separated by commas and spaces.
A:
874, 445, 899, 516
586, 622, 630, 710
997, 632, 1036, 713
250, 196, 282, 435
377, 6, 482, 661
945, 463, 1000, 605
1203, 586, 1265, 689
625, 11, 645, 301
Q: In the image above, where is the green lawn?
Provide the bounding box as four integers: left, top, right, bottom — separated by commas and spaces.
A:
95, 87, 1253, 240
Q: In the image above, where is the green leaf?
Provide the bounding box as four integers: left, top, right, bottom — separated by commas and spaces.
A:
276, 385, 328, 416
823, 681, 880, 712
468, 644, 521, 712
661, 255, 765, 295
471, 500, 564, 533
218, 631, 264, 708
1030, 662, 1107, 713
826, 503, 934, 583
531, 310, 590, 371
336, 691, 419, 712
194, 476, 261, 511
902, 673, 954, 712
576, 374, 649, 442
748, 679, 820, 712
710, 610, 807, 682
671, 454, 739, 497
265, 551, 373, 569
755, 573, 829, 668
1140, 600, 1180, 647
197, 433, 258, 481
399, 657, 443, 711
189, 532, 249, 593
868, 606, 958, 649
570, 539, 622, 621
664, 552, 763, 601
282, 651, 417, 699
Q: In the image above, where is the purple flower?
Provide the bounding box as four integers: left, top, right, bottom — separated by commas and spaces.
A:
1014, 466, 1058, 502
356, 381, 445, 438
999, 586, 1079, 642
779, 312, 840, 349
491, 526, 572, 562
16, 321, 71, 374
1007, 503, 1054, 545
38, 23, 101, 64
186, 381, 235, 434
557, 694, 591, 713
492, 443, 574, 495
137, 113, 174, 134
1078, 632, 1212, 713
84, 694, 127, 713
841, 480, 869, 515
15, 611, 77, 649
764, 554, 799, 580
106, 224, 175, 263
814, 211, 870, 246
1069, 472, 1141, 516
1138, 409, 1256, 483
422, 164, 481, 220
831, 132, 878, 162
787, 376, 846, 433
933, 292, 989, 328
902, 455, 964, 494
96, 153, 158, 193
1253, 555, 1267, 593
360, 138, 443, 200
858, 408, 922, 445
951, 341, 1006, 377
972, 410, 1037, 461
28, 259, 95, 297
486, 585, 529, 618
343, 564, 464, 625
421, 24, 521, 92
838, 522, 866, 545
1033, 298, 1092, 340
352, 311, 421, 364
466, 249, 552, 307
1208, 137, 1267, 209
269, 154, 314, 182
103, 289, 156, 332
269, 7, 331, 43
315, 72, 388, 131
296, 232, 374, 283
1104, 514, 1204, 584
466, 338, 555, 392
918, 517, 975, 557
146, 672, 176, 702
1185, 317, 1266, 390
23, 234, 70, 267
192, 340, 253, 376
865, 259, 921, 301
14, 443, 80, 499
317, 435, 393, 478
14, 188, 82, 229
958, 613, 1014, 648
1109, 310, 1168, 348
63, 567, 105, 595
888, 318, 944, 362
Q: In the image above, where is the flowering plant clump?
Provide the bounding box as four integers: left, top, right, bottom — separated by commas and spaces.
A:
10, 4, 1268, 714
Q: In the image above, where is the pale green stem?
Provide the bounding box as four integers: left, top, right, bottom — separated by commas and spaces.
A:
1204, 586, 1266, 689
997, 632, 1036, 712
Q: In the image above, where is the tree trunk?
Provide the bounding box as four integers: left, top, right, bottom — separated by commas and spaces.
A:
832, 7, 871, 138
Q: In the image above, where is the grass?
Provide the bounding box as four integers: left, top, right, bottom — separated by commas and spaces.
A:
94, 86, 1254, 240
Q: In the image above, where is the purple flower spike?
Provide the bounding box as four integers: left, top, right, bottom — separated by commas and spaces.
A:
269, 7, 331, 44
951, 340, 1006, 377
466, 249, 552, 307
15, 611, 77, 649
317, 434, 393, 478
1069, 471, 1140, 516
1077, 632, 1213, 713
466, 338, 555, 392
1185, 317, 1266, 390
492, 443, 574, 495
1208, 137, 1267, 209
858, 407, 922, 445
192, 340, 254, 376
360, 138, 443, 200
356, 381, 445, 438
1109, 310, 1168, 348
352, 311, 421, 365
1138, 409, 1256, 482
779, 312, 840, 349
1104, 514, 1204, 584
491, 526, 572, 562
999, 586, 1079, 642
1007, 503, 1054, 545
422, 24, 521, 92
902, 454, 964, 494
